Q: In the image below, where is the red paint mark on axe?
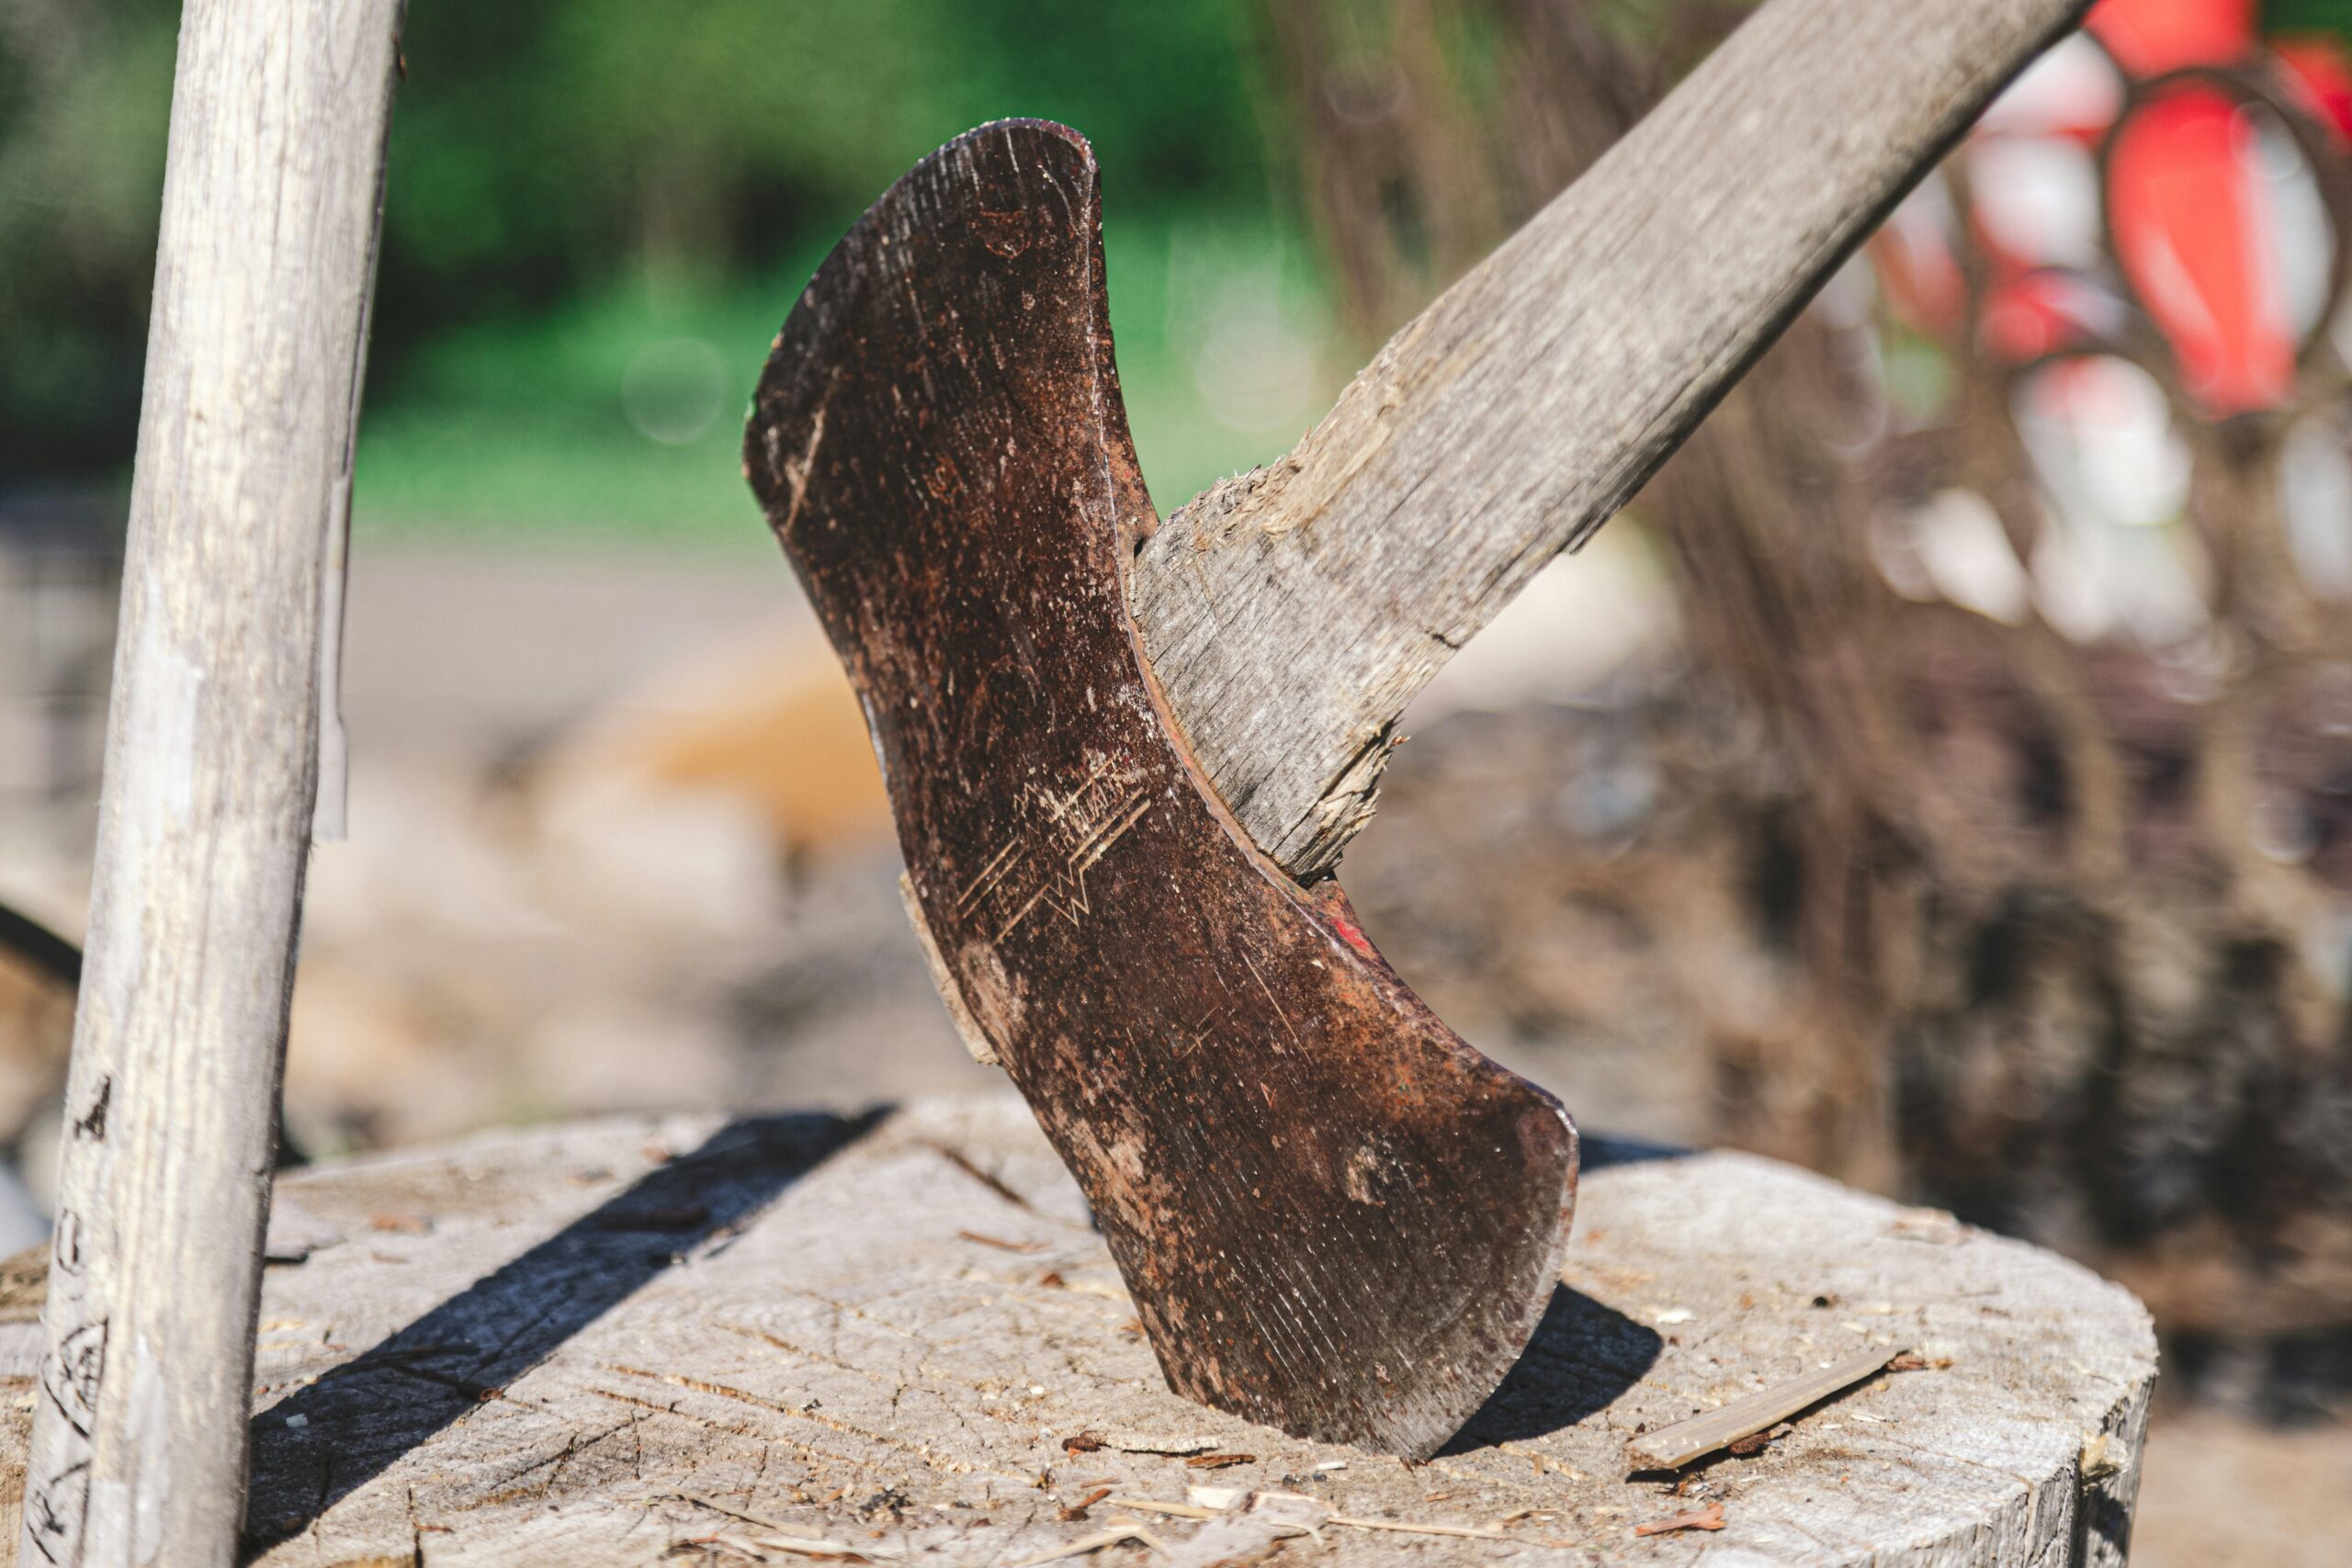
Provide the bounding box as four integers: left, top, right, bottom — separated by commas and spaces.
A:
1328, 909, 1375, 958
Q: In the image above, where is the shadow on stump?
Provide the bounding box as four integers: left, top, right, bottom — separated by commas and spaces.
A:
243, 1109, 879, 1551
1442, 1283, 1663, 1452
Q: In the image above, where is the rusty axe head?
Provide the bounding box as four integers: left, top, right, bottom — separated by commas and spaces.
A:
745, 120, 1575, 1458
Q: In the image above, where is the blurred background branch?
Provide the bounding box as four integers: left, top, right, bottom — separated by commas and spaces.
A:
1257, 0, 2352, 1382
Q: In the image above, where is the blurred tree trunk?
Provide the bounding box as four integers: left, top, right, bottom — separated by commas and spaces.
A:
1261, 0, 1913, 1180
1255, 0, 2352, 1370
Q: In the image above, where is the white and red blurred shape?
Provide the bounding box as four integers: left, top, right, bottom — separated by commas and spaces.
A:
2015, 355, 2209, 642
1869, 0, 2352, 638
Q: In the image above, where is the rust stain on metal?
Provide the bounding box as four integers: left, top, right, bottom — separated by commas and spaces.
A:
745, 119, 1577, 1457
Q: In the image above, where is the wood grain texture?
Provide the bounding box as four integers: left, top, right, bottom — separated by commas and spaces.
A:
0, 1097, 2157, 1563
19, 2, 405, 1563
1129, 0, 2092, 877
1623, 1347, 1896, 1471
745, 121, 1575, 1459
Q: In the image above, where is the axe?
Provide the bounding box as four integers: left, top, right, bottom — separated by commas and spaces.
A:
746, 0, 2086, 1457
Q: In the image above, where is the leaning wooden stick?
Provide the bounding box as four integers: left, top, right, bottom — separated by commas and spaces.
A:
1132, 0, 2091, 877
21, 2, 406, 1563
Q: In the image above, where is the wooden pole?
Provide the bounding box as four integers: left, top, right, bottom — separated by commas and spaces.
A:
22, 2, 404, 1562
1130, 0, 2091, 878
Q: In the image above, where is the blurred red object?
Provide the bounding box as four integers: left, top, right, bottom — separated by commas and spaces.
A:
2108, 83, 2296, 412
2088, 0, 2254, 75
2275, 35, 2352, 143
1875, 0, 2335, 415
1980, 269, 2120, 362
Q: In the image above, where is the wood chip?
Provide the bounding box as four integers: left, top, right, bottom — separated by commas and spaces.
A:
1099, 1431, 1218, 1456
702, 1529, 879, 1563
1724, 1421, 1792, 1458
752, 1535, 875, 1562
1625, 1348, 1898, 1471
1057, 1486, 1111, 1522
367, 1211, 430, 1235
1107, 1497, 1217, 1521
1057, 1278, 1131, 1303
1004, 1521, 1167, 1567
662, 1490, 891, 1557
1889, 1207, 1964, 1243
2079, 1433, 2124, 1480
1634, 1501, 1726, 1537
673, 1494, 787, 1529
957, 1229, 1047, 1254
1326, 1514, 1535, 1543
1114, 1494, 1567, 1550
1182, 1453, 1255, 1470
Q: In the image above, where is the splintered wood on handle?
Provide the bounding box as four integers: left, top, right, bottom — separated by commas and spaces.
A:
21, 1, 406, 1564
1625, 1348, 1899, 1471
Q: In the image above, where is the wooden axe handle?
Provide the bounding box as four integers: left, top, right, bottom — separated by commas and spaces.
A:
1131, 0, 2091, 879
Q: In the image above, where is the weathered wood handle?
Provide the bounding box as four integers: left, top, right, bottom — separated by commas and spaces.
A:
21, 1, 406, 1563
1132, 0, 2090, 878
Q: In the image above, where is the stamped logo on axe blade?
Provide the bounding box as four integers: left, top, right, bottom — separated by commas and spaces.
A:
745, 119, 1576, 1458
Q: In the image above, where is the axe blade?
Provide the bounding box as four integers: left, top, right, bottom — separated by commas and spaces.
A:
745, 120, 1576, 1458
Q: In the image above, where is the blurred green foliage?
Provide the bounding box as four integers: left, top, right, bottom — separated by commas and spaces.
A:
2270, 0, 2352, 34
0, 0, 179, 476
356, 211, 1335, 544
2, 0, 1335, 537
372, 0, 1270, 355
8, 1, 2346, 538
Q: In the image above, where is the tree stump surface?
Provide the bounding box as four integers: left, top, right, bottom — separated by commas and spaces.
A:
0, 1095, 2154, 1565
